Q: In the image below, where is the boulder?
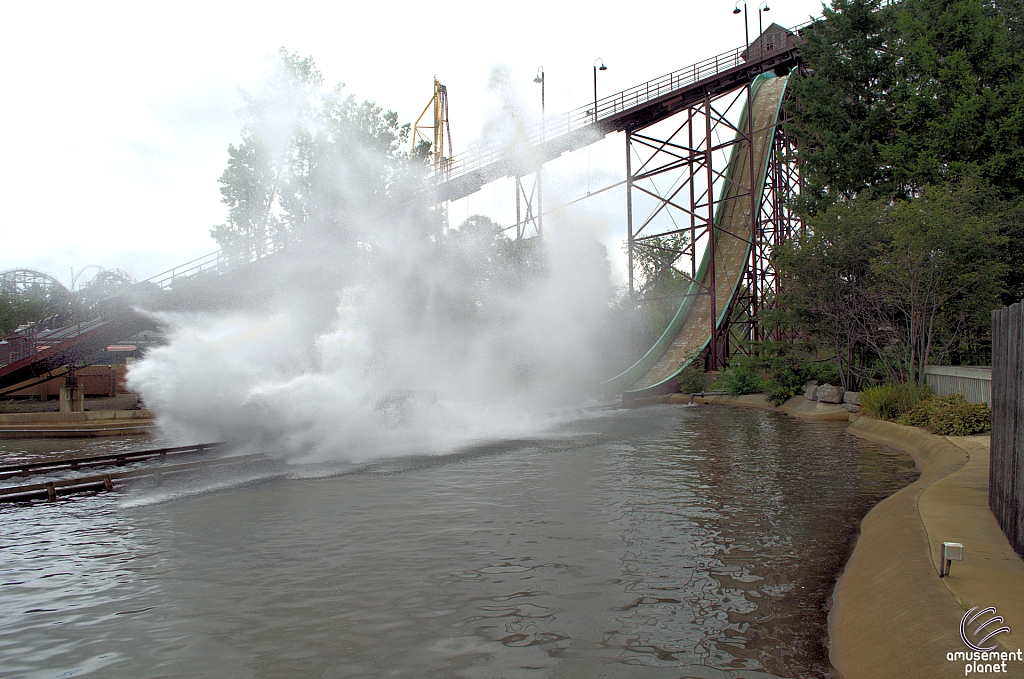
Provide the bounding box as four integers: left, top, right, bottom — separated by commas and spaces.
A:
802, 381, 819, 401
816, 384, 844, 404
843, 391, 861, 405
842, 403, 861, 412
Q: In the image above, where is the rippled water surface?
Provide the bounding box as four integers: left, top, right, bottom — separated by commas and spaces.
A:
0, 406, 917, 678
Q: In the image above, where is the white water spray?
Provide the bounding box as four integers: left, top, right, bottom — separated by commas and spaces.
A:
127, 57, 625, 463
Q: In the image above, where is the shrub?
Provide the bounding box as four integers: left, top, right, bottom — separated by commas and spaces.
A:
765, 362, 807, 405
810, 362, 842, 386
715, 363, 766, 396
897, 393, 991, 435
860, 382, 933, 420
678, 365, 707, 394
763, 359, 841, 406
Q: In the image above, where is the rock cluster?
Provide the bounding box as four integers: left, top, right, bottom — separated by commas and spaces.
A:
802, 381, 818, 401
802, 381, 862, 411
816, 384, 844, 403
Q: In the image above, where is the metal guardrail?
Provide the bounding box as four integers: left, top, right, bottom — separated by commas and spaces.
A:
139, 234, 283, 291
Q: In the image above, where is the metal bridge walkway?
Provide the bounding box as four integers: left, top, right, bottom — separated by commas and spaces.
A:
433, 21, 805, 203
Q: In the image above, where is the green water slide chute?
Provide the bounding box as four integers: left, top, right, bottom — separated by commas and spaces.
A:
599, 72, 790, 399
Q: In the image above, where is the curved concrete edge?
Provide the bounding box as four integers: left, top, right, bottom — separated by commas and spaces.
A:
669, 393, 852, 420
830, 418, 970, 679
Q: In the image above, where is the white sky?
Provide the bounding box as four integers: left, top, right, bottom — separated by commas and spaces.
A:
0, 0, 824, 288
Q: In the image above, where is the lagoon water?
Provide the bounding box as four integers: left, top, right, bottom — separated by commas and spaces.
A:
0, 405, 916, 679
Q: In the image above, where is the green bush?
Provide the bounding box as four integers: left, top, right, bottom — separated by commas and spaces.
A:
897, 393, 991, 435
811, 362, 841, 386
765, 362, 807, 405
860, 382, 933, 420
715, 363, 766, 396
678, 365, 707, 394
763, 359, 841, 406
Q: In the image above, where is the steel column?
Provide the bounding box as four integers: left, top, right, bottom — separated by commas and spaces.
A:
706, 91, 718, 371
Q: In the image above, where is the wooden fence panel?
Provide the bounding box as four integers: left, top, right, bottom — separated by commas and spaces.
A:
991, 302, 1024, 557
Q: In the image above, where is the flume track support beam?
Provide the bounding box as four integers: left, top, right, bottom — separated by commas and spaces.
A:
726, 98, 803, 355
624, 79, 801, 370
624, 84, 761, 370
513, 173, 542, 240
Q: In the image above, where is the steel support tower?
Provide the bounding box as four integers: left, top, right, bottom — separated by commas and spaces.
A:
623, 75, 803, 371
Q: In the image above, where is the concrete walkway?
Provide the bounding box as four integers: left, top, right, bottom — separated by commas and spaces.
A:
923, 436, 1024, 654
834, 418, 1024, 678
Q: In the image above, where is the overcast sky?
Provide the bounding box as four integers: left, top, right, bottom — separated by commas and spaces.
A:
0, 0, 824, 288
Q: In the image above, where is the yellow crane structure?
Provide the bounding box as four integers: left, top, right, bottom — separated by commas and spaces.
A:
411, 78, 452, 180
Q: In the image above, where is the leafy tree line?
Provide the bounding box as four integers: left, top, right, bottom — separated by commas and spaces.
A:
210, 48, 416, 259
766, 0, 1024, 389
0, 285, 64, 336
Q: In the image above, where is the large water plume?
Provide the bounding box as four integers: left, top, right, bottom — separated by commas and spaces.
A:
127, 53, 627, 463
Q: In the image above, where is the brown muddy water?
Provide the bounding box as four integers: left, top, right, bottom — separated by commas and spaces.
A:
0, 405, 916, 679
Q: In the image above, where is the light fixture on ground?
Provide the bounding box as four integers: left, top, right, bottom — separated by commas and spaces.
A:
941, 541, 964, 577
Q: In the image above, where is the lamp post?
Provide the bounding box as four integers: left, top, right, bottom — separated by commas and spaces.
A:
732, 2, 750, 55
533, 67, 545, 139
593, 58, 607, 124
533, 67, 545, 236
758, 2, 771, 58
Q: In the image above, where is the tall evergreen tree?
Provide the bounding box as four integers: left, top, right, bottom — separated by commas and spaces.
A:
784, 0, 899, 212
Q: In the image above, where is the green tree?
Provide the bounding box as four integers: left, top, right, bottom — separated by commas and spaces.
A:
774, 197, 884, 390
0, 279, 73, 336
789, 0, 1024, 204
631, 233, 693, 337
786, 0, 1024, 334
864, 182, 1006, 383
784, 0, 899, 212
280, 88, 410, 246
776, 182, 1005, 386
885, 0, 1024, 196
210, 135, 279, 260
210, 48, 410, 256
